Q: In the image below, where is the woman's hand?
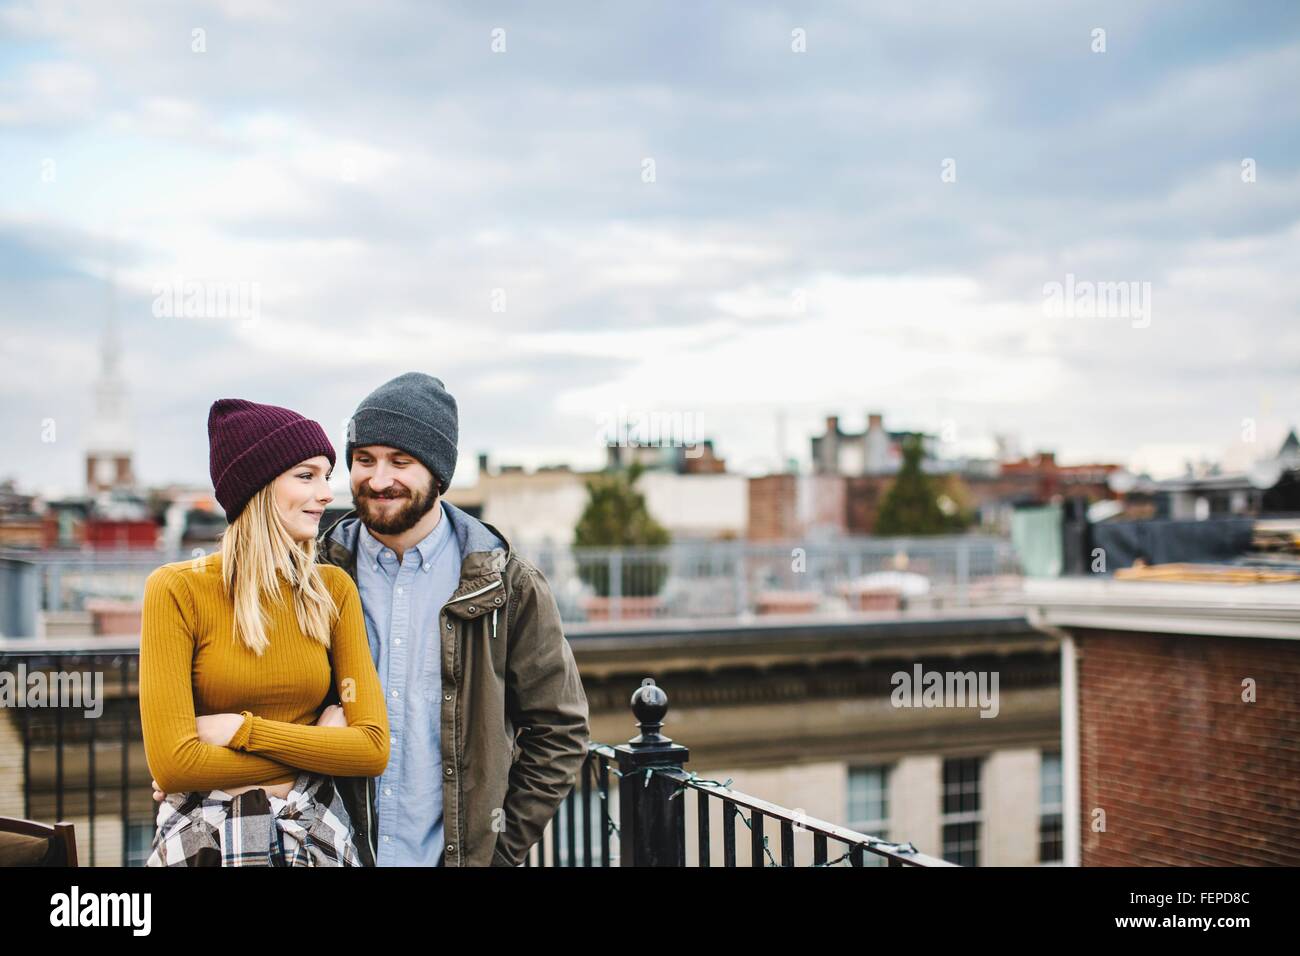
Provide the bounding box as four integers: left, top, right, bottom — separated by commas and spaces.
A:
196, 712, 246, 746
315, 704, 348, 727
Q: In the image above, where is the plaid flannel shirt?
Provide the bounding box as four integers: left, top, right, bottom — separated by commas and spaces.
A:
147, 772, 362, 867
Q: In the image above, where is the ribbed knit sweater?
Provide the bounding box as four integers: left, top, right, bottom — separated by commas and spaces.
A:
139, 551, 390, 794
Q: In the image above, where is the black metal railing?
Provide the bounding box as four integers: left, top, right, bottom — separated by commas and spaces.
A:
523, 677, 952, 867
0, 644, 149, 866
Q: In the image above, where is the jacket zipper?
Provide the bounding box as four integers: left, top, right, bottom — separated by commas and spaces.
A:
439, 576, 503, 866
444, 578, 502, 608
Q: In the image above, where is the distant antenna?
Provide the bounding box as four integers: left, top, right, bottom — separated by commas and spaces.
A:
775, 410, 787, 473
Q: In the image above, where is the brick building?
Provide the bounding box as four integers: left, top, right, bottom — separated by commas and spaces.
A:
747, 473, 847, 541
844, 475, 896, 534
1024, 578, 1300, 865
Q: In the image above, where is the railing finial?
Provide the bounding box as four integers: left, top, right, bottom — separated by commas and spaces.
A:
629, 676, 672, 747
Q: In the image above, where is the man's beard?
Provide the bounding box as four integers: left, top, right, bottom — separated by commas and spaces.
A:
355, 479, 438, 535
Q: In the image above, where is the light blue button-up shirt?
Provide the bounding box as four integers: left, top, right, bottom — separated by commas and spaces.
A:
356, 502, 461, 866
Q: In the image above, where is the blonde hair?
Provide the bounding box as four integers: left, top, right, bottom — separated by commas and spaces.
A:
220, 484, 337, 656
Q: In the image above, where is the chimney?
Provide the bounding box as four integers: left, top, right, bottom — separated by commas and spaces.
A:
817, 415, 842, 475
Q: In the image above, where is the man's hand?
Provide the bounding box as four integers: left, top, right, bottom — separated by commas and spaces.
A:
196, 712, 245, 746
316, 704, 347, 727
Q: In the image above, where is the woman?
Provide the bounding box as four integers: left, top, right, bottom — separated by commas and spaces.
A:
139, 398, 389, 866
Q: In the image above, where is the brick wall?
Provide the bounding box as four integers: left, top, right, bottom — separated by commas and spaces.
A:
1075, 627, 1300, 865
747, 474, 797, 541
844, 475, 893, 534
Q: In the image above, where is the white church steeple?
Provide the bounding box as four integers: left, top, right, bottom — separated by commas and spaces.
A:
85, 282, 135, 493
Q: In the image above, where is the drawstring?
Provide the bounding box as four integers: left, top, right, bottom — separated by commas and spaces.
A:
474, 610, 500, 640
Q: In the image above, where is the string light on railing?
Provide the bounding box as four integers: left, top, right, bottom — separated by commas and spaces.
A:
595, 785, 620, 837
602, 762, 919, 866
610, 765, 735, 796
731, 806, 781, 867
667, 769, 734, 798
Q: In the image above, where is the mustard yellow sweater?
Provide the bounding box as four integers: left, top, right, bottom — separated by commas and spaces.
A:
139, 551, 389, 794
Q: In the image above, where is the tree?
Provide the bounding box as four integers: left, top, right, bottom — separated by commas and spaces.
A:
934, 472, 977, 533
874, 435, 956, 535
573, 461, 670, 596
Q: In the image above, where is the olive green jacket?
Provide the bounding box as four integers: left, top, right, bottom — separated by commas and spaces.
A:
316, 502, 590, 866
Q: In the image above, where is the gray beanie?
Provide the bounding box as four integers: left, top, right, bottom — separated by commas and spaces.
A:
346, 372, 458, 494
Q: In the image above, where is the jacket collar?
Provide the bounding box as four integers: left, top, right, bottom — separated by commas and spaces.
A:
318, 500, 512, 616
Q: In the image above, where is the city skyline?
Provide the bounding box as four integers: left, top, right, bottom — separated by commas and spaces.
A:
6, 314, 1296, 501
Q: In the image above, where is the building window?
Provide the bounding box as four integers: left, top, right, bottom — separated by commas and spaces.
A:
847, 765, 890, 866
1039, 751, 1064, 864
941, 756, 982, 866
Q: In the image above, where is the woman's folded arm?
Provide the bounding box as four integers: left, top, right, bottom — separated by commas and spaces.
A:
226, 576, 390, 777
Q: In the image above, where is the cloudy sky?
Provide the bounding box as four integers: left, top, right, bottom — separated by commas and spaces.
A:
2, 0, 1298, 495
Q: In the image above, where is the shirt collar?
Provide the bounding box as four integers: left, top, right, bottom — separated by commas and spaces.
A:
410, 502, 454, 568
357, 520, 386, 565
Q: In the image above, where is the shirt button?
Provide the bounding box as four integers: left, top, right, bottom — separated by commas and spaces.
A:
493, 596, 502, 605
394, 637, 401, 645
396, 586, 404, 595
446, 622, 453, 630
383, 835, 390, 842
467, 605, 476, 613
447, 844, 456, 853
424, 563, 431, 570
391, 690, 399, 698
445, 767, 453, 776
444, 693, 452, 701
384, 787, 392, 796
389, 736, 396, 745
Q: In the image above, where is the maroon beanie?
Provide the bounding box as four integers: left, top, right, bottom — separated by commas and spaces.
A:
208, 399, 337, 523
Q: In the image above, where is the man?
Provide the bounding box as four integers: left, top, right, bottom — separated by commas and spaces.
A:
319, 372, 590, 866
153, 372, 591, 867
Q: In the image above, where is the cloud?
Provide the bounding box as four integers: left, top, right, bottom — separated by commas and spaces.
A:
1, 0, 1298, 489
0, 59, 98, 125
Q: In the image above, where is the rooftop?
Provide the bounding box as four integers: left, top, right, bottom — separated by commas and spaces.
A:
1021, 576, 1300, 640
